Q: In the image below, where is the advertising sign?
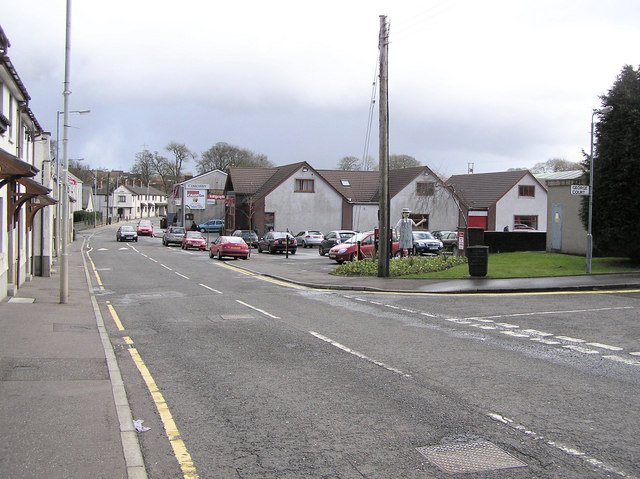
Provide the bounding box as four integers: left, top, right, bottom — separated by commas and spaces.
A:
186, 189, 206, 209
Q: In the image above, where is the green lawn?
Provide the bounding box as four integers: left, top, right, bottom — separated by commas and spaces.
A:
333, 252, 640, 279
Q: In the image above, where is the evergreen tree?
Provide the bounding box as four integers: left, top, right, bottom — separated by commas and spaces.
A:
585, 65, 640, 262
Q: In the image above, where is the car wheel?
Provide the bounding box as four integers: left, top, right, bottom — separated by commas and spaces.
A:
300, 241, 306, 248
336, 260, 344, 264
241, 256, 248, 260
349, 252, 358, 262
318, 246, 325, 256
199, 228, 205, 233
209, 249, 214, 258
290, 250, 296, 255
413, 246, 419, 256
393, 250, 402, 258
217, 250, 222, 260
269, 246, 275, 254
451, 245, 458, 256
257, 245, 262, 253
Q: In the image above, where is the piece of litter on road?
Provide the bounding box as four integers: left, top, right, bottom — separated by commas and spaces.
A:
133, 419, 150, 432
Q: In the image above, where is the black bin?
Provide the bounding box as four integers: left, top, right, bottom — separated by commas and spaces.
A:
467, 245, 489, 277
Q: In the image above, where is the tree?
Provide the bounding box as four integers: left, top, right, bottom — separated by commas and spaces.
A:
150, 151, 173, 194
131, 149, 155, 186
389, 154, 420, 170
584, 64, 640, 262
337, 156, 360, 170
530, 158, 582, 174
196, 142, 273, 174
165, 142, 196, 184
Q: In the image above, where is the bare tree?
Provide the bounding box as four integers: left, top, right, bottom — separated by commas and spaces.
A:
165, 142, 196, 183
197, 142, 272, 174
150, 152, 172, 193
389, 154, 420, 170
131, 149, 155, 185
337, 156, 360, 170
530, 158, 582, 174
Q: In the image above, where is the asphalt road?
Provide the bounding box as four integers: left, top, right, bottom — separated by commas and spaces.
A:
85, 223, 640, 478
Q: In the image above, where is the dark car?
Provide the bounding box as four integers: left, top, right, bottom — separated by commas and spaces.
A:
411, 231, 443, 255
116, 225, 138, 242
318, 230, 356, 256
232, 229, 259, 248
162, 226, 186, 246
257, 231, 297, 254
433, 230, 459, 254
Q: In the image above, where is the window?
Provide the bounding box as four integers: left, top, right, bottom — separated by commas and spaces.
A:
518, 185, 535, 197
118, 195, 126, 203
416, 182, 435, 196
295, 179, 314, 193
514, 215, 538, 229
409, 213, 429, 230
340, 180, 351, 187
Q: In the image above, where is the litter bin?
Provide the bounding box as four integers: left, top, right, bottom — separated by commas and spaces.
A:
467, 245, 489, 277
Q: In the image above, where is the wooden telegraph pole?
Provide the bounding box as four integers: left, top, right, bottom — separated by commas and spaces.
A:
378, 15, 390, 278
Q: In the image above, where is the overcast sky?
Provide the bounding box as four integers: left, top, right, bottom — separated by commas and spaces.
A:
3, 0, 639, 176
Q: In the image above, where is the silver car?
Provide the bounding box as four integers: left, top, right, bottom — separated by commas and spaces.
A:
294, 230, 324, 248
162, 226, 186, 246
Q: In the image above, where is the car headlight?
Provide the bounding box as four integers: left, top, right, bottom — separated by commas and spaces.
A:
337, 248, 348, 254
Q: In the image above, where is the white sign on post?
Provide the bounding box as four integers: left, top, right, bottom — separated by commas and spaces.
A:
571, 185, 590, 195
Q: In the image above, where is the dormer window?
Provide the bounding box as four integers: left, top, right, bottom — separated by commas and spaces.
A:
340, 180, 351, 187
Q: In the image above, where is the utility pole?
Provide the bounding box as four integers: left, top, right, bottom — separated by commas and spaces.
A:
59, 0, 72, 303
377, 15, 390, 278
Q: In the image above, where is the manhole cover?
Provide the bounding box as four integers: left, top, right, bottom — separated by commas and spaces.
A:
7, 297, 35, 303
417, 440, 527, 473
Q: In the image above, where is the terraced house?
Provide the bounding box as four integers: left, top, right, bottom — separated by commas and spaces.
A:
0, 25, 56, 300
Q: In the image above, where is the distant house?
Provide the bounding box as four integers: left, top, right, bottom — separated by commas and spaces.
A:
224, 162, 462, 235
94, 182, 167, 221
445, 170, 548, 231
167, 169, 227, 228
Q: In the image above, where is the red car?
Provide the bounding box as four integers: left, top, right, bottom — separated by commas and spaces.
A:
209, 235, 249, 260
181, 231, 207, 250
136, 219, 154, 236
328, 230, 401, 264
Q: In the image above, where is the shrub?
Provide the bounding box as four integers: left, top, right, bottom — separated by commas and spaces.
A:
332, 254, 467, 277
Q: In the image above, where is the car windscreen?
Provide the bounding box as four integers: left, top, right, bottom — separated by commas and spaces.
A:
413, 232, 434, 239
171, 228, 185, 234
226, 237, 245, 244
121, 226, 135, 232
344, 231, 371, 244
339, 232, 355, 240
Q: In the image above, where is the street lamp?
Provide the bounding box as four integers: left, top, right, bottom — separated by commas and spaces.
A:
54, 109, 90, 257
586, 105, 613, 274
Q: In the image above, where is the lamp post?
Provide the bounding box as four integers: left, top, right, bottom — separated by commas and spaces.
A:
586, 105, 613, 274
54, 109, 89, 258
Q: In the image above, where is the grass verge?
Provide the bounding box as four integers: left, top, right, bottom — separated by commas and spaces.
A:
332, 252, 640, 279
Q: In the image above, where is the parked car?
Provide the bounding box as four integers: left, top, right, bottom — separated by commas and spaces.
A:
181, 231, 207, 250
433, 231, 459, 254
162, 226, 186, 246
198, 219, 225, 233
412, 231, 443, 255
513, 223, 536, 230
318, 230, 356, 256
257, 231, 297, 254
294, 230, 324, 248
136, 219, 153, 236
116, 225, 138, 242
210, 235, 249, 260
328, 230, 400, 264
232, 229, 259, 248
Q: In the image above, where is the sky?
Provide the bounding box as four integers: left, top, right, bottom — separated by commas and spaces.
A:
2, 0, 639, 177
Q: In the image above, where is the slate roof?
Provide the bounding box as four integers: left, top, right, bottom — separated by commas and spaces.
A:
123, 184, 167, 197
227, 163, 447, 204
445, 170, 538, 209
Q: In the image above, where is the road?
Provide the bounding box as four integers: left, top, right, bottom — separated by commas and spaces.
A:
85, 223, 640, 478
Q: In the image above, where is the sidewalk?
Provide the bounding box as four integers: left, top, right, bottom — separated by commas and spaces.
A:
0, 240, 144, 479
2, 241, 639, 479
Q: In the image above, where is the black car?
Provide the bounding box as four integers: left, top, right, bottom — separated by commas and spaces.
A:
116, 225, 138, 242
433, 230, 459, 253
411, 231, 443, 255
318, 230, 356, 256
257, 231, 297, 254
232, 229, 259, 248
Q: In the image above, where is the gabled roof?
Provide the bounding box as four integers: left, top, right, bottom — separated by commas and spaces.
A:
445, 170, 543, 209
227, 162, 318, 200
126, 184, 166, 196
316, 169, 379, 203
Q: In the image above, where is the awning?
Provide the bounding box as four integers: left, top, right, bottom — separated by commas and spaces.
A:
0, 148, 39, 190
8, 177, 51, 230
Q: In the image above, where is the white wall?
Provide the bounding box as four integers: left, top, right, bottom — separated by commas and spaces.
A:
495, 175, 548, 232
264, 167, 343, 234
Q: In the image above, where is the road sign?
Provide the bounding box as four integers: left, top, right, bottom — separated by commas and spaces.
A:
571, 185, 590, 195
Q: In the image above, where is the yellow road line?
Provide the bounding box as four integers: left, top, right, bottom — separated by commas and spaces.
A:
124, 336, 199, 479
85, 251, 104, 290
106, 301, 125, 331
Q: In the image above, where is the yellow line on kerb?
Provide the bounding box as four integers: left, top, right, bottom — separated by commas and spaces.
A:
124, 336, 199, 479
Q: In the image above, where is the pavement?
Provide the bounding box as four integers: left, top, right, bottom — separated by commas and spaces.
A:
2, 237, 640, 479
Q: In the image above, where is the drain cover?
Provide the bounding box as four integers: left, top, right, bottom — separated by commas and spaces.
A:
417, 440, 527, 473
8, 297, 35, 303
